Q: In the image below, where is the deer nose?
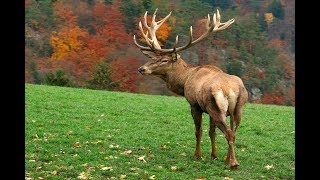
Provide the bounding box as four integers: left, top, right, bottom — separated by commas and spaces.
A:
138, 67, 146, 74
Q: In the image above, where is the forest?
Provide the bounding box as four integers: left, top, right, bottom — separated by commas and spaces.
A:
25, 0, 295, 106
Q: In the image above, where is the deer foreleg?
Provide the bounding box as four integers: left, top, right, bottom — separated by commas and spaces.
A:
191, 106, 203, 159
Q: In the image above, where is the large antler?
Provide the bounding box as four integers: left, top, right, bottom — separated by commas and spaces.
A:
133, 9, 235, 53
133, 8, 172, 51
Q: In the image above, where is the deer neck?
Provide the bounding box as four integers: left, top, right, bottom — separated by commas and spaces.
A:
158, 57, 194, 96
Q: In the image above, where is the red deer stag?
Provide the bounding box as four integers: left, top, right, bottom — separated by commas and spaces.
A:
133, 9, 248, 169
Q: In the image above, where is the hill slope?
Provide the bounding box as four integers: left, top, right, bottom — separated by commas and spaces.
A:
25, 84, 294, 179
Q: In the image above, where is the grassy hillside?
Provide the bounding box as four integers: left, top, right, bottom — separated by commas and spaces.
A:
25, 84, 295, 179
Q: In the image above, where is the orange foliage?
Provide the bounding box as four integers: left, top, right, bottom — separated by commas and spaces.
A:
138, 15, 172, 46
50, 27, 89, 60
50, 1, 90, 61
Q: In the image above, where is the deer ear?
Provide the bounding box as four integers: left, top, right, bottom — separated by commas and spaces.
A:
171, 52, 180, 61
141, 50, 157, 58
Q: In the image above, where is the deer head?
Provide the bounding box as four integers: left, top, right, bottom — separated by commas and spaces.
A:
134, 8, 235, 75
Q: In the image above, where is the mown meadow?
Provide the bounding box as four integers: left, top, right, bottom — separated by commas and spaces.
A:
25, 84, 295, 179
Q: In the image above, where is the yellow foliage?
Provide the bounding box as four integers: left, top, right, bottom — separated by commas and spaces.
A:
264, 13, 274, 25
50, 26, 88, 60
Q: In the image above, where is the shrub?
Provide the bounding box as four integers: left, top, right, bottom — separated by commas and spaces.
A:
44, 69, 72, 87
87, 63, 119, 90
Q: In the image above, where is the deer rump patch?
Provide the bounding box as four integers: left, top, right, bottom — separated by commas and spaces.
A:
212, 89, 237, 115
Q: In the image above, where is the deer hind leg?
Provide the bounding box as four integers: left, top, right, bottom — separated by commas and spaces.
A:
218, 119, 239, 169
214, 113, 239, 169
230, 108, 242, 133
209, 116, 218, 160
231, 86, 248, 133
191, 105, 203, 159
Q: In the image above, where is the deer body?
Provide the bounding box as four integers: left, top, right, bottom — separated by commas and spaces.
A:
134, 9, 248, 169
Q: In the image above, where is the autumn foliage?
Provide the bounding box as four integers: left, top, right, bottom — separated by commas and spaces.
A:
50, 27, 89, 60
25, 0, 295, 106
46, 0, 139, 89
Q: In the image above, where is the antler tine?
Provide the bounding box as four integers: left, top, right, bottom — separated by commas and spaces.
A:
172, 35, 179, 50
175, 9, 234, 52
152, 8, 158, 24
212, 13, 216, 28
216, 18, 235, 31
217, 9, 221, 23
143, 11, 150, 30
138, 21, 153, 48
189, 26, 193, 42
156, 11, 172, 28
206, 14, 211, 29
133, 35, 151, 50
212, 9, 235, 32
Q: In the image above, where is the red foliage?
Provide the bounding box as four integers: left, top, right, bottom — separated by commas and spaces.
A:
53, 1, 78, 27
284, 87, 295, 106
91, 1, 130, 50
49, 0, 136, 88
260, 93, 284, 105
110, 57, 142, 92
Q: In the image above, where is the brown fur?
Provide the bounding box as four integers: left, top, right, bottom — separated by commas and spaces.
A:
138, 53, 248, 169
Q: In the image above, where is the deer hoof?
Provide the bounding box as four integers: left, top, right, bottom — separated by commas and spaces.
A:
211, 154, 218, 160
230, 163, 239, 170
194, 155, 202, 160
194, 153, 202, 159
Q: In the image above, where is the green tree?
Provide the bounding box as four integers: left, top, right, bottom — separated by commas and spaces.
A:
200, 0, 233, 10
87, 63, 119, 90
104, 0, 113, 5
223, 59, 245, 78
25, 0, 55, 30
261, 65, 281, 93
142, 0, 152, 10
30, 61, 42, 84
120, 0, 143, 33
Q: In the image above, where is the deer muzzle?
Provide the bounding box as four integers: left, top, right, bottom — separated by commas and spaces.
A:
138, 66, 147, 74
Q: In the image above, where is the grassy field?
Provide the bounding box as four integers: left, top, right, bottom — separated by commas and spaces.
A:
25, 84, 295, 179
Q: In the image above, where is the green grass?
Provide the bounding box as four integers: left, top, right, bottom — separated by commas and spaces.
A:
25, 84, 295, 179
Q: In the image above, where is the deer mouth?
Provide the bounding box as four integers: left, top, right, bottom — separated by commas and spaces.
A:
138, 67, 152, 75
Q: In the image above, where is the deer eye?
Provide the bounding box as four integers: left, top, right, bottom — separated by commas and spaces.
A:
159, 59, 169, 66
